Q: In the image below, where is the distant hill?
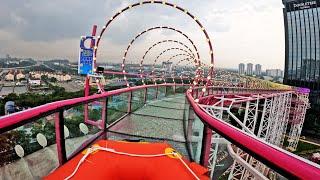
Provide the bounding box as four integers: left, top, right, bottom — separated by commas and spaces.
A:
0, 57, 36, 68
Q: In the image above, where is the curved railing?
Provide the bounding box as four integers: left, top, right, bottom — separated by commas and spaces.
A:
0, 84, 180, 133
0, 84, 188, 170
185, 89, 320, 179
0, 84, 319, 179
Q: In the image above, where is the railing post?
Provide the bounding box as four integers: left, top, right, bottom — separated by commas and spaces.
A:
164, 85, 167, 97
144, 88, 148, 104
84, 77, 90, 124
128, 91, 132, 113
155, 86, 159, 100
55, 110, 67, 165
200, 126, 212, 167
174, 83, 176, 94
101, 97, 108, 130
103, 97, 109, 140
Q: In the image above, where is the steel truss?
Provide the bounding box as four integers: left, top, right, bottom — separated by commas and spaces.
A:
202, 97, 224, 179
265, 93, 292, 146
199, 88, 309, 180
287, 92, 309, 151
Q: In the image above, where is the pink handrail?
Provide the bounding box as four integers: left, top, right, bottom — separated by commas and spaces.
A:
1, 84, 318, 179
0, 84, 184, 132
186, 91, 320, 179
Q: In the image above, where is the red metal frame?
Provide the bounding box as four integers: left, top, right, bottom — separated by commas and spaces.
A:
94, 1, 215, 94
127, 91, 132, 113
200, 126, 212, 167
0, 84, 319, 179
83, 25, 97, 127
54, 110, 67, 165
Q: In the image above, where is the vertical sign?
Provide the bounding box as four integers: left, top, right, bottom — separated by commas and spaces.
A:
78, 36, 95, 75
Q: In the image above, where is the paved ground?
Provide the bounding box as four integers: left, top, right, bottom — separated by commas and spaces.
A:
56, 81, 83, 92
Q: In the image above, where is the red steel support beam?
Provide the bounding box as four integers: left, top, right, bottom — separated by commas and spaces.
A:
127, 91, 132, 113
200, 126, 212, 167
54, 110, 67, 165
144, 88, 148, 104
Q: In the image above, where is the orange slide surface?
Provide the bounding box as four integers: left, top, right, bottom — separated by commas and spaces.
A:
45, 140, 209, 180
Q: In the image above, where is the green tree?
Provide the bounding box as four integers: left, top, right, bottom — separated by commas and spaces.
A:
50, 77, 57, 83
41, 75, 48, 82
65, 116, 83, 138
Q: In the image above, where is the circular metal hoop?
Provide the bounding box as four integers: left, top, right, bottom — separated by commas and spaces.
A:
149, 48, 196, 83
155, 59, 194, 84
121, 26, 200, 67
137, 40, 196, 86
94, 0, 214, 94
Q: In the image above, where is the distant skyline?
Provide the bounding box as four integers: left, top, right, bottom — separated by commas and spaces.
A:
0, 0, 285, 70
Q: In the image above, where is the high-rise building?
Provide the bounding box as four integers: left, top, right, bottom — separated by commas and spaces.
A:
282, 0, 320, 87
266, 69, 283, 78
255, 64, 262, 76
238, 63, 245, 75
247, 63, 253, 76
282, 0, 320, 106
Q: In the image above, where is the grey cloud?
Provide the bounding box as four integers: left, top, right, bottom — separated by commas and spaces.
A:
0, 0, 124, 41
0, 0, 285, 69
0, 0, 223, 43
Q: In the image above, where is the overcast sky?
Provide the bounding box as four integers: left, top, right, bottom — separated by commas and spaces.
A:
0, 0, 285, 70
